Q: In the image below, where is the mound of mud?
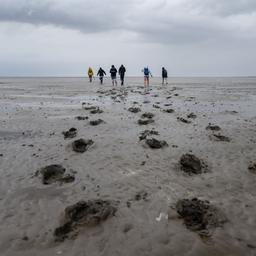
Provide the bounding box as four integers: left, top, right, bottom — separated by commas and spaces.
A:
141, 112, 154, 119
138, 119, 154, 125
90, 108, 103, 114
72, 139, 94, 153
211, 134, 230, 142
128, 107, 141, 113
89, 119, 104, 126
76, 116, 89, 121
38, 165, 75, 185
206, 124, 221, 131
180, 154, 202, 174
163, 108, 174, 113
139, 130, 159, 140
248, 162, 256, 174
62, 128, 77, 139
146, 138, 168, 149
176, 198, 226, 234
54, 200, 117, 242
187, 113, 197, 119
177, 117, 191, 124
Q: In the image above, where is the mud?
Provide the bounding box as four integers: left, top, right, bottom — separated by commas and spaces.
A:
145, 138, 168, 149
89, 119, 104, 126
176, 198, 226, 235
153, 104, 161, 109
128, 107, 141, 113
139, 129, 159, 140
37, 165, 75, 185
62, 128, 77, 139
76, 116, 89, 120
90, 108, 104, 114
54, 200, 117, 242
248, 162, 256, 174
180, 154, 202, 174
141, 112, 154, 119
211, 134, 231, 142
177, 117, 191, 124
206, 124, 221, 131
138, 119, 154, 125
187, 113, 197, 119
72, 139, 94, 153
163, 108, 174, 113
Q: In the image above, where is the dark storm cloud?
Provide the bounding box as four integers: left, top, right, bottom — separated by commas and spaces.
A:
0, 0, 255, 43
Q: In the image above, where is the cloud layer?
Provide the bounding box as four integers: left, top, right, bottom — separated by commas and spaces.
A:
1, 0, 256, 44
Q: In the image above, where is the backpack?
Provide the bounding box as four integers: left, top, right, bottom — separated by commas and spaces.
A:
144, 67, 149, 76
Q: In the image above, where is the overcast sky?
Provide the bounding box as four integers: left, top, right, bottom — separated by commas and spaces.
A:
0, 0, 256, 76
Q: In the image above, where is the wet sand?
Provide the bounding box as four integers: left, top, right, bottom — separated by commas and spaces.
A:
0, 77, 256, 256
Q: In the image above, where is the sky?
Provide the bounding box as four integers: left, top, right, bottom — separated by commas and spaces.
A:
0, 0, 256, 77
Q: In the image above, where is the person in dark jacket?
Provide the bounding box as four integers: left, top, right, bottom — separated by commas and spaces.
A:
162, 67, 168, 85
118, 64, 126, 85
110, 65, 118, 86
97, 67, 106, 84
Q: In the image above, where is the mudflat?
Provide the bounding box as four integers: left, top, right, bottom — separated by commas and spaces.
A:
0, 77, 256, 256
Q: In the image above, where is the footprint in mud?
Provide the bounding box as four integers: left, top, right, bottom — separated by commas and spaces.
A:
62, 128, 77, 139
72, 139, 94, 153
89, 119, 104, 126
187, 113, 197, 119
128, 107, 141, 113
248, 162, 256, 174
176, 198, 227, 237
54, 200, 117, 242
126, 191, 149, 208
162, 108, 175, 113
177, 117, 191, 124
153, 104, 161, 109
36, 165, 75, 185
146, 138, 168, 149
206, 124, 221, 131
139, 129, 159, 140
180, 154, 205, 174
210, 134, 231, 142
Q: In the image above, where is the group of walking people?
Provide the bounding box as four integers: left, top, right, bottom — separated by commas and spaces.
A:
87, 65, 126, 86
87, 66, 168, 88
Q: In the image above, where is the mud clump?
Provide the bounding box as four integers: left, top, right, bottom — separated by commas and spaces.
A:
139, 130, 159, 140
146, 138, 168, 149
176, 198, 226, 235
62, 128, 77, 139
206, 124, 221, 131
153, 104, 161, 109
128, 107, 141, 113
38, 165, 75, 185
138, 119, 154, 125
187, 113, 197, 119
76, 116, 89, 121
90, 108, 103, 114
54, 200, 117, 242
134, 191, 148, 201
248, 162, 256, 174
211, 134, 230, 142
141, 112, 154, 119
180, 154, 202, 174
163, 108, 174, 113
72, 139, 94, 153
177, 117, 191, 124
89, 119, 104, 126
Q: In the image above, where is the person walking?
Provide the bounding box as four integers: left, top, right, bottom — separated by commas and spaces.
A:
118, 64, 126, 86
97, 67, 106, 84
110, 65, 118, 86
142, 66, 152, 91
162, 67, 168, 85
87, 67, 94, 83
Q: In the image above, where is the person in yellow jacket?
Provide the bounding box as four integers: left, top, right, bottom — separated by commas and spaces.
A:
87, 67, 94, 82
